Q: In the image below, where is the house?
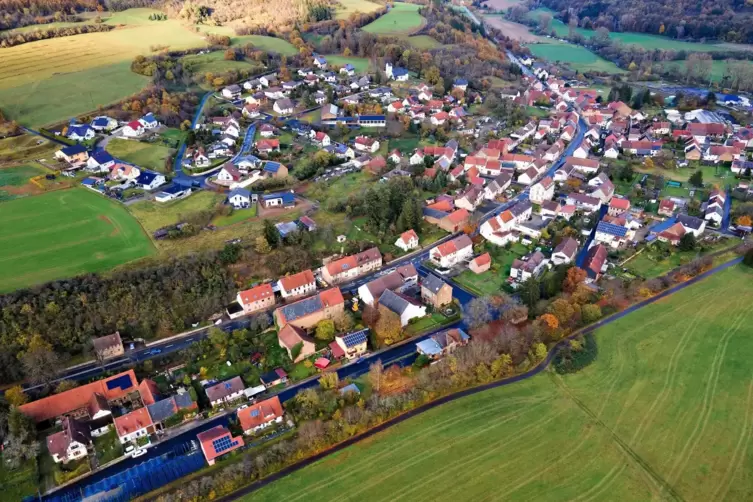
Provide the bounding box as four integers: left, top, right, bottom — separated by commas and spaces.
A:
510, 251, 548, 283
469, 253, 491, 274
566, 193, 601, 213
217, 164, 242, 185
359, 115, 386, 128
430, 111, 449, 126
608, 198, 630, 216
255, 139, 280, 155
55, 144, 89, 165
583, 244, 607, 281
136, 171, 166, 191
222, 85, 242, 100
340, 63, 356, 76
357, 265, 418, 306
198, 426, 244, 465
228, 188, 252, 209
322, 247, 383, 284
385, 62, 409, 81
19, 369, 138, 423
565, 156, 599, 174
704, 190, 726, 226
333, 329, 369, 360
416, 328, 470, 359
622, 140, 662, 157
277, 324, 316, 362
263, 161, 288, 178
205, 376, 245, 407
237, 283, 275, 314
677, 213, 706, 237
455, 186, 485, 211
423, 207, 469, 233
243, 103, 261, 118
114, 407, 153, 444
395, 229, 419, 251
311, 130, 331, 147
190, 148, 209, 167
551, 237, 579, 265
658, 199, 676, 217
313, 55, 327, 69
262, 192, 296, 208
260, 368, 288, 388
273, 98, 295, 116
264, 87, 285, 100
530, 176, 554, 204
377, 289, 426, 327
278, 269, 316, 299
480, 201, 533, 246
274, 288, 345, 330
299, 215, 317, 232
259, 124, 276, 138
47, 417, 91, 464
421, 274, 453, 308
67, 124, 95, 141
354, 136, 380, 153
123, 120, 145, 138
92, 332, 124, 360
86, 151, 115, 172
485, 172, 512, 200
140, 113, 159, 130
657, 221, 687, 245
90, 116, 117, 131
430, 234, 473, 269
147, 391, 197, 428
237, 396, 284, 435
259, 74, 278, 87
590, 178, 615, 204
594, 221, 629, 248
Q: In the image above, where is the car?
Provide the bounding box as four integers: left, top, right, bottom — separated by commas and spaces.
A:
132, 448, 147, 458
147, 348, 161, 356
124, 445, 135, 455
238, 404, 249, 410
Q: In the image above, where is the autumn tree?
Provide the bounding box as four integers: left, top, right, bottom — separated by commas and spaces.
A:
737, 215, 753, 227
5, 385, 28, 406
54, 380, 78, 394
562, 267, 587, 293
581, 304, 602, 324
368, 360, 383, 393
315, 319, 336, 342
374, 305, 402, 345
464, 297, 493, 330
319, 371, 339, 390
21, 334, 60, 387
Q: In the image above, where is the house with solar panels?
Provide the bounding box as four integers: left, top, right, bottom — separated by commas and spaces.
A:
332, 329, 369, 360
594, 220, 630, 248
273, 288, 345, 330
198, 425, 244, 465
205, 376, 245, 408
237, 396, 284, 435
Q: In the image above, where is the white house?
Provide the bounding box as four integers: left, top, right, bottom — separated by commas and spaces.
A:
529, 176, 554, 204
136, 171, 166, 190
273, 98, 295, 116
277, 269, 317, 299
551, 237, 578, 265
510, 251, 548, 283
216, 164, 242, 184
354, 136, 380, 153
67, 124, 95, 141
222, 85, 242, 100
114, 408, 153, 445
47, 418, 91, 464
377, 289, 426, 327
122, 120, 144, 138
228, 188, 252, 208
430, 234, 473, 268
678, 214, 706, 237
395, 229, 419, 251
385, 62, 409, 81
86, 151, 115, 172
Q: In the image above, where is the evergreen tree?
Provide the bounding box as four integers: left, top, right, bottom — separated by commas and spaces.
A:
263, 218, 281, 248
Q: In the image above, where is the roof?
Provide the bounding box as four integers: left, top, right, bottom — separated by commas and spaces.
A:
277, 324, 313, 350
434, 234, 472, 258
198, 426, 243, 462
47, 417, 91, 459
585, 244, 607, 277
363, 270, 406, 300
338, 329, 369, 348
445, 208, 470, 224
136, 170, 162, 185
277, 288, 344, 324
20, 370, 138, 423
609, 198, 630, 211
553, 237, 579, 258
91, 150, 114, 164
229, 187, 251, 199
264, 161, 283, 173
378, 289, 414, 316
205, 376, 245, 403
339, 383, 361, 395
471, 253, 491, 267
237, 396, 284, 431
61, 144, 87, 156
677, 213, 705, 230
92, 332, 122, 353
422, 274, 449, 294
279, 270, 315, 292
147, 397, 179, 423
399, 229, 418, 245
114, 407, 152, 437
596, 221, 628, 237
238, 283, 274, 306
263, 192, 295, 204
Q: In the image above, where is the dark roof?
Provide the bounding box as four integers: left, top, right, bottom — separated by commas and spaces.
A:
422, 274, 448, 294
340, 329, 369, 348
378, 289, 412, 315
278, 295, 323, 323
61, 144, 87, 155
174, 391, 196, 410
147, 397, 178, 423
205, 376, 244, 402
91, 150, 114, 164
553, 237, 578, 258
677, 213, 705, 230
596, 221, 628, 237
137, 170, 162, 185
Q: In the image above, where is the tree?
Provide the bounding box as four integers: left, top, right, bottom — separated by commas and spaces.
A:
738, 215, 753, 227
254, 235, 272, 254
332, 313, 354, 333
547, 298, 575, 326
263, 219, 281, 248
520, 277, 540, 309
689, 169, 704, 187
581, 304, 602, 324
362, 305, 380, 327
679, 232, 697, 251
744, 248, 753, 268
464, 297, 493, 330
644, 158, 655, 170
54, 380, 78, 394
368, 360, 383, 393
5, 386, 27, 406
21, 334, 59, 387
374, 305, 402, 345
319, 371, 338, 390
563, 267, 587, 293
315, 319, 336, 342
531, 342, 547, 362
219, 243, 241, 264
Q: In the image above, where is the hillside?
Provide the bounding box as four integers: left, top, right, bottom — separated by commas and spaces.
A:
540, 0, 753, 44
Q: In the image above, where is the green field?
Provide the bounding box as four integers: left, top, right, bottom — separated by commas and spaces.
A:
405, 35, 442, 49
182, 50, 263, 74
248, 264, 753, 501
323, 55, 372, 73
665, 60, 728, 82
105, 138, 173, 173
335, 0, 383, 19
0, 188, 154, 291
198, 26, 299, 55
128, 190, 225, 233
0, 164, 45, 187
212, 205, 258, 226
362, 3, 424, 35
528, 42, 625, 73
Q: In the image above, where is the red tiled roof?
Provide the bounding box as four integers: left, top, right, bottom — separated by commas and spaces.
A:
445, 208, 470, 224
435, 234, 472, 257
237, 397, 284, 432
472, 252, 491, 267
400, 229, 418, 244
238, 283, 274, 306
138, 379, 160, 406
609, 198, 630, 211
319, 287, 345, 307
198, 426, 244, 463
114, 407, 152, 438
279, 270, 315, 292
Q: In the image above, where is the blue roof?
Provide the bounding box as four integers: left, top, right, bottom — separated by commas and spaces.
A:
275, 221, 299, 237
596, 221, 628, 237
235, 155, 260, 164
339, 383, 360, 395
260, 370, 282, 384
147, 398, 177, 423
264, 161, 281, 173
142, 113, 157, 124
137, 170, 161, 185
344, 64, 355, 71
61, 144, 87, 155
422, 207, 449, 219
229, 188, 251, 198
161, 184, 189, 195
648, 217, 677, 234
81, 178, 96, 186
315, 56, 327, 64
105, 374, 134, 391
341, 329, 369, 348
92, 150, 114, 164
332, 143, 349, 154
263, 192, 295, 204
417, 339, 442, 356
454, 78, 468, 85
392, 66, 409, 77
68, 124, 92, 137
359, 115, 386, 121
174, 392, 195, 409
92, 117, 110, 127
279, 295, 323, 323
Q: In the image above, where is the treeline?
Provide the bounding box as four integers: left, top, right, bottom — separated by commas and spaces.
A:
0, 255, 235, 385
99, 85, 199, 127
0, 0, 100, 30
0, 22, 113, 47
167, 0, 333, 29
541, 0, 753, 44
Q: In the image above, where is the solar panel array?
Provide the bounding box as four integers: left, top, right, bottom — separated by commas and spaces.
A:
212, 436, 239, 453
341, 329, 369, 348
250, 409, 260, 417
106, 374, 134, 391
596, 221, 628, 237
280, 295, 323, 322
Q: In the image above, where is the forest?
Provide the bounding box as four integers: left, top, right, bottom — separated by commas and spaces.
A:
541, 0, 753, 44
0, 255, 235, 385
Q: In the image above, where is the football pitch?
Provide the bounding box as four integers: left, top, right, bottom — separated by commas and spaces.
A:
247, 264, 753, 501
0, 188, 154, 292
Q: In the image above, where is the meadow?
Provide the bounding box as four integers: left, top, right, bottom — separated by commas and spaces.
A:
405, 35, 442, 49
362, 3, 424, 35
0, 188, 154, 291
246, 264, 753, 502
323, 55, 372, 73
528, 42, 625, 73
105, 138, 173, 173
181, 50, 263, 75
334, 0, 383, 19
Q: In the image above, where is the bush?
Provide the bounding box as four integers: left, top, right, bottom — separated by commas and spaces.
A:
553, 333, 597, 374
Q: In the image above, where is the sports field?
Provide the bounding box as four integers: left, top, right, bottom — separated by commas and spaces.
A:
528, 42, 625, 73
362, 3, 424, 35
0, 188, 154, 291
105, 139, 173, 173
247, 264, 753, 501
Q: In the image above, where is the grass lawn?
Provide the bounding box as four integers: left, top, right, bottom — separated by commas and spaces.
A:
105, 138, 173, 173
0, 187, 154, 292
454, 243, 528, 296
0, 134, 59, 164
527, 42, 625, 74
388, 136, 422, 153
93, 429, 123, 465
362, 3, 424, 35
181, 50, 264, 75
0, 455, 37, 501
227, 35, 298, 55
247, 264, 753, 502
323, 55, 372, 73
405, 35, 442, 49
335, 0, 383, 19
624, 238, 737, 278
128, 190, 225, 233
289, 360, 318, 381
212, 204, 258, 227
405, 310, 456, 336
